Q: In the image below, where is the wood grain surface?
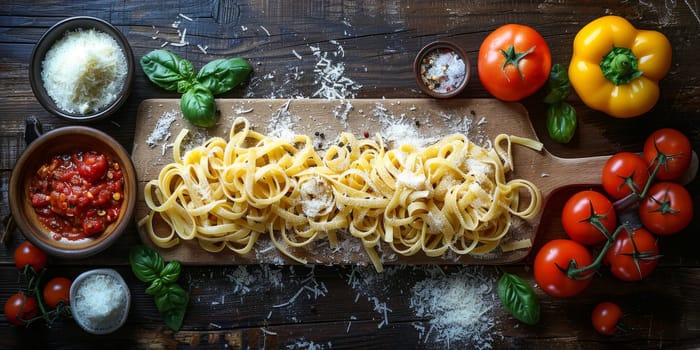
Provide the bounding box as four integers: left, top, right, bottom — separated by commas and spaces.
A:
1, 1, 699, 349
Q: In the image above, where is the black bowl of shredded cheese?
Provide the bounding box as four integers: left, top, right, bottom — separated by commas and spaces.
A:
29, 16, 134, 122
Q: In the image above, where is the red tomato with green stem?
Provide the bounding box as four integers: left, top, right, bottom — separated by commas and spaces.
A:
605, 227, 659, 281
562, 190, 618, 245
643, 128, 692, 181
4, 293, 39, 326
592, 301, 623, 335
602, 152, 650, 200
14, 241, 48, 272
478, 24, 552, 101
534, 239, 594, 298
639, 182, 693, 235
43, 277, 72, 309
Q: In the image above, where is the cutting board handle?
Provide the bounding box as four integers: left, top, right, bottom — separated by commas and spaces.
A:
536, 151, 611, 200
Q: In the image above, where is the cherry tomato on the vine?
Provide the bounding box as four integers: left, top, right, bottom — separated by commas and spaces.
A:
605, 227, 659, 281
477, 24, 552, 101
43, 277, 72, 309
4, 293, 39, 326
562, 190, 618, 245
534, 239, 594, 298
601, 152, 650, 200
591, 301, 622, 335
639, 182, 693, 235
643, 128, 692, 181
14, 241, 48, 272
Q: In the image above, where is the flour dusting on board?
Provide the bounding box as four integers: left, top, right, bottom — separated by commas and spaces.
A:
146, 109, 178, 147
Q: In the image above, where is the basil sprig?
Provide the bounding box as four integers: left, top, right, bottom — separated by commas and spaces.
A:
543, 63, 577, 144
498, 271, 541, 325
140, 49, 252, 128
129, 245, 189, 331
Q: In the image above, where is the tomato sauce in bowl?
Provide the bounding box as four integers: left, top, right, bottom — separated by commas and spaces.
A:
29, 150, 124, 241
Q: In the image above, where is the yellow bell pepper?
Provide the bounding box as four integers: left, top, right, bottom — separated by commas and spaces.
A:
568, 16, 672, 118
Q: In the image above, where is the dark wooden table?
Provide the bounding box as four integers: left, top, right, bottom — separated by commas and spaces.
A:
1, 1, 699, 349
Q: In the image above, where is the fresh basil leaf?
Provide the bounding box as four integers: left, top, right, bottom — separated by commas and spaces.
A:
196, 58, 252, 95
544, 63, 571, 104
160, 261, 181, 285
181, 84, 216, 127
546, 102, 577, 144
177, 80, 194, 94
129, 245, 165, 283
498, 271, 541, 325
140, 50, 195, 91
145, 278, 166, 296
154, 284, 189, 331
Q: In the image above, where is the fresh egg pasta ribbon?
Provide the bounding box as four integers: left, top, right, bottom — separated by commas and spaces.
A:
139, 117, 542, 272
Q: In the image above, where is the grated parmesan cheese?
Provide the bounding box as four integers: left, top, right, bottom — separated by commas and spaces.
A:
72, 273, 128, 332
41, 28, 128, 115
409, 266, 497, 349
299, 177, 334, 217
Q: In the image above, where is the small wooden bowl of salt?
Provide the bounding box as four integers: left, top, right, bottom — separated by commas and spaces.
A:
414, 41, 470, 98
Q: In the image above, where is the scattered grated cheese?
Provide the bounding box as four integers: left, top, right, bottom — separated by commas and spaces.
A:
409, 266, 497, 349
292, 49, 302, 60
178, 13, 193, 21
373, 103, 432, 149
261, 327, 278, 336
310, 44, 362, 99
260, 25, 271, 36
146, 109, 178, 147
266, 100, 296, 143
285, 338, 331, 350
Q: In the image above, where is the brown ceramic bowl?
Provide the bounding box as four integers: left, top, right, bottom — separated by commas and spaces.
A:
414, 41, 470, 98
9, 126, 136, 259
29, 16, 134, 122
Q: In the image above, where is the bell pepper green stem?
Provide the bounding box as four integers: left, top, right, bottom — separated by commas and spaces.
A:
600, 46, 643, 85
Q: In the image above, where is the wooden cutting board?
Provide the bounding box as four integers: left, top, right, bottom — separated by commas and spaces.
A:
132, 98, 608, 266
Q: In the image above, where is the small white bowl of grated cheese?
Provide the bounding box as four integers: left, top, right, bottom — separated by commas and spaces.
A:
70, 268, 131, 335
29, 16, 134, 122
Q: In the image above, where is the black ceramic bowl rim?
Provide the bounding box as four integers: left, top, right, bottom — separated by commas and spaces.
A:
29, 16, 134, 122
9, 126, 136, 259
413, 41, 471, 99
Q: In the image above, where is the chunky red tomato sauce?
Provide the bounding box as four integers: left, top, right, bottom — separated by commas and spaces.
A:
29, 151, 124, 240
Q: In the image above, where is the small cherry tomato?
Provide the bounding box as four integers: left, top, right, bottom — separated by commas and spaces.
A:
605, 227, 659, 281
643, 128, 692, 181
534, 239, 594, 298
592, 301, 622, 335
43, 277, 72, 309
14, 242, 48, 272
639, 182, 693, 235
601, 152, 650, 200
562, 190, 617, 245
477, 24, 552, 101
4, 293, 39, 326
